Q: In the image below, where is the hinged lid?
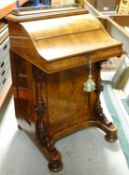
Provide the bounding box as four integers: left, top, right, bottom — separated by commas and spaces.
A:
7, 8, 123, 73
20, 13, 122, 61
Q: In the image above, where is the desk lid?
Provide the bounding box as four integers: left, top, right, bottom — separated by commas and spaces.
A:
20, 13, 122, 62
7, 8, 123, 73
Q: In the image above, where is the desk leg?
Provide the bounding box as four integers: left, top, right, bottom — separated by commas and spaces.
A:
32, 66, 63, 172
94, 63, 117, 142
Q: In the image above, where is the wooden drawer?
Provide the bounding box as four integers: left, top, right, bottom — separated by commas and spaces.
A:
0, 52, 9, 67
0, 54, 10, 75
0, 70, 11, 95
0, 54, 11, 95
0, 37, 10, 60
0, 26, 8, 44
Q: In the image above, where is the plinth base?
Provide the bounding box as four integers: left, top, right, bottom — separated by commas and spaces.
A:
35, 118, 117, 172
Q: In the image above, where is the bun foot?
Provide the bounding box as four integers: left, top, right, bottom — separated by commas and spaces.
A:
48, 159, 63, 172
105, 132, 118, 143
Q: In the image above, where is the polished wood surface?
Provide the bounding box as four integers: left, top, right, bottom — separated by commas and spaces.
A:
7, 6, 87, 22
7, 7, 123, 172
8, 12, 122, 73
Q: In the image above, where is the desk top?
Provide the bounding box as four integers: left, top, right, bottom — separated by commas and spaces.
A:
7, 7, 123, 73
20, 13, 121, 61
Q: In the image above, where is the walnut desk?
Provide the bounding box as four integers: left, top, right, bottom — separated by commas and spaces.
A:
7, 7, 123, 172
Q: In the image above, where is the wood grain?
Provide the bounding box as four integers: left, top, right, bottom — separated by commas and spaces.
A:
7, 7, 122, 172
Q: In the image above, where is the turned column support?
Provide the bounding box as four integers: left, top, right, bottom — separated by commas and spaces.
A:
32, 66, 63, 172
93, 62, 118, 142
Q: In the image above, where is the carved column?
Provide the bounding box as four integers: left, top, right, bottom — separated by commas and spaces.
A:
32, 66, 63, 172
94, 63, 117, 142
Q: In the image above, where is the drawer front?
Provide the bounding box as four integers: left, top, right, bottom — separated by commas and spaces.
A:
0, 53, 10, 72
0, 27, 8, 45
0, 68, 11, 95
0, 58, 11, 78
0, 53, 11, 95
0, 37, 10, 60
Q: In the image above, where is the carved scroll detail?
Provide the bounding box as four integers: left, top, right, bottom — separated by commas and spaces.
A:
94, 63, 112, 126
32, 66, 62, 172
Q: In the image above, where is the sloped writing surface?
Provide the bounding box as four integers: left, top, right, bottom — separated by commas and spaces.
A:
35, 29, 121, 61
20, 14, 122, 61
8, 12, 122, 73
20, 14, 101, 39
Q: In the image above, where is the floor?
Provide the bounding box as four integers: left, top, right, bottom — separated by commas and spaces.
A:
0, 91, 129, 175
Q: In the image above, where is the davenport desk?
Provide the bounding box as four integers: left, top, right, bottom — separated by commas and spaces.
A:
7, 6, 123, 172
